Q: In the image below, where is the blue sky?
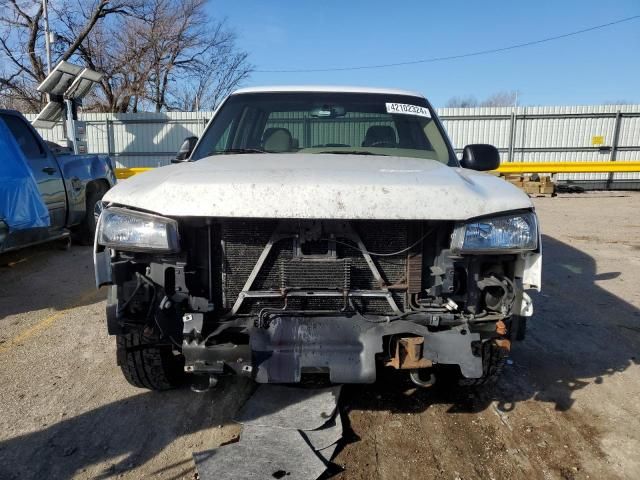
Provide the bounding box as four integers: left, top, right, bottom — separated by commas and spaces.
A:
209, 0, 640, 106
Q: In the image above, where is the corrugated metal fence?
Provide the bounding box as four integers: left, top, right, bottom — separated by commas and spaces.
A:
440, 105, 640, 187
25, 111, 210, 168
25, 104, 640, 187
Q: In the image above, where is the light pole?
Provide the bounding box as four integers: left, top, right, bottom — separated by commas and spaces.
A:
42, 0, 52, 74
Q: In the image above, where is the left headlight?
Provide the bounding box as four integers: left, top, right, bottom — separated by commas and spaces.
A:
451, 211, 538, 253
96, 207, 180, 252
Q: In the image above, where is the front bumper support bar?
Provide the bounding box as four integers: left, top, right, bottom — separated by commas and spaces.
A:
183, 315, 483, 383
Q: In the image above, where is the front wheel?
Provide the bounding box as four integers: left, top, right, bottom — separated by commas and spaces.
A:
116, 331, 185, 390
76, 182, 108, 246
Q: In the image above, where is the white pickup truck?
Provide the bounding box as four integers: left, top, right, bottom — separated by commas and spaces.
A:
94, 86, 541, 391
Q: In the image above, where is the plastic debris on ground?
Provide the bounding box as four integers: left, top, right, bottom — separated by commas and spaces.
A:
234, 384, 342, 430
194, 385, 343, 479
300, 412, 343, 450
317, 442, 339, 463
193, 428, 326, 480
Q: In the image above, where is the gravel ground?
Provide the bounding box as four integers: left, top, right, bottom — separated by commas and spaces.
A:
0, 191, 639, 480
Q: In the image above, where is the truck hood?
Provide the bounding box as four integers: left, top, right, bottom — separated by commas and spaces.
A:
104, 154, 533, 220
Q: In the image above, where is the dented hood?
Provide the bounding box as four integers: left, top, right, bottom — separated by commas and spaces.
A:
104, 154, 533, 220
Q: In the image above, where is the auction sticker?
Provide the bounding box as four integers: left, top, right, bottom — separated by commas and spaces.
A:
386, 103, 431, 118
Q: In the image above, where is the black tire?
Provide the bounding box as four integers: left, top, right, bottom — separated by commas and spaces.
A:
509, 315, 527, 341
116, 332, 185, 390
55, 236, 72, 251
76, 182, 108, 246
458, 340, 508, 387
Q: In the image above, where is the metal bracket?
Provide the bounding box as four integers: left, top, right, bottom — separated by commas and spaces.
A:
229, 221, 402, 316
183, 312, 204, 338
342, 224, 401, 314
229, 223, 292, 315
386, 337, 433, 370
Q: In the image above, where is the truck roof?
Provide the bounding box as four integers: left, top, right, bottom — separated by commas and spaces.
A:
232, 85, 425, 98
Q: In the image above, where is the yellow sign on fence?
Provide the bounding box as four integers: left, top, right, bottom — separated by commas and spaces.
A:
591, 135, 605, 146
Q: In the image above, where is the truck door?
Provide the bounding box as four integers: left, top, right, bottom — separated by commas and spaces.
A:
0, 113, 67, 229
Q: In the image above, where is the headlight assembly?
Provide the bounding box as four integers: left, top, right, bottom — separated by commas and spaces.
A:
96, 207, 179, 252
451, 212, 538, 253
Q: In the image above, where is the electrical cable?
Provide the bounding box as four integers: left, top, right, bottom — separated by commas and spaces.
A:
135, 273, 183, 349
255, 15, 640, 73
324, 228, 434, 257
116, 275, 143, 316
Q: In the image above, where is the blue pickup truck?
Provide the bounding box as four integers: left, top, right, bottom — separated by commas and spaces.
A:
0, 109, 116, 253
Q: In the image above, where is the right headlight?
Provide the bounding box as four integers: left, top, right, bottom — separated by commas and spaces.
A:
96, 207, 180, 253
451, 211, 538, 253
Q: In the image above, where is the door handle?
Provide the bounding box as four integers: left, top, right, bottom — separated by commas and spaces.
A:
42, 167, 57, 175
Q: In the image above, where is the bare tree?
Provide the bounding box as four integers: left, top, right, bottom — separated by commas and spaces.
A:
0, 0, 251, 113
445, 96, 478, 108
61, 0, 251, 112
480, 90, 519, 107
602, 99, 635, 105
166, 31, 251, 111
69, 14, 156, 112
138, 0, 250, 112
445, 91, 520, 108
0, 0, 137, 111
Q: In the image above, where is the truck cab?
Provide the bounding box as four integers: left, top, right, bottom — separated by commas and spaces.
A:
0, 109, 116, 253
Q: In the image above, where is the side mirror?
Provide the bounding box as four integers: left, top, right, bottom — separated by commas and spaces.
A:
460, 144, 500, 171
172, 136, 198, 163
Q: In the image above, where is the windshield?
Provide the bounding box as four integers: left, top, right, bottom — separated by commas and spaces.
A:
191, 92, 457, 165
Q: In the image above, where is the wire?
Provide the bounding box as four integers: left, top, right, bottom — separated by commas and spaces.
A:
136, 273, 183, 349
116, 274, 144, 316
255, 15, 640, 73
327, 228, 434, 257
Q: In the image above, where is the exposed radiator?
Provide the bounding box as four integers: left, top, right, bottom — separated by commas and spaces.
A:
213, 220, 412, 314
282, 258, 351, 290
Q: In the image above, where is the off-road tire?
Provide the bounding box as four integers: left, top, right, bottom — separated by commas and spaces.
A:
458, 340, 508, 387
76, 182, 108, 246
116, 332, 185, 390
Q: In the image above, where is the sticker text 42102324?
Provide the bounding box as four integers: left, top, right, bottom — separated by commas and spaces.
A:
385, 103, 431, 118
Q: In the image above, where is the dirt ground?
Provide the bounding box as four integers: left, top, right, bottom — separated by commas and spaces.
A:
1, 192, 639, 480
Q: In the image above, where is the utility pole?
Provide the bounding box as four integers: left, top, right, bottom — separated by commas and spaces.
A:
42, 0, 52, 74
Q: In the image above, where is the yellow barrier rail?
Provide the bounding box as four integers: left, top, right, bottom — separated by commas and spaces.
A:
115, 167, 152, 179
116, 161, 640, 180
496, 161, 640, 174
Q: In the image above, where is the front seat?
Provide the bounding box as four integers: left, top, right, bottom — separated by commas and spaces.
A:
262, 127, 294, 152
362, 125, 397, 147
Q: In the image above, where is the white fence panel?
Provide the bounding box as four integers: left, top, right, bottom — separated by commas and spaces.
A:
24, 111, 213, 168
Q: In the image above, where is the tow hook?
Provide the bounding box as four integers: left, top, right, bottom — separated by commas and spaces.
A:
409, 369, 436, 388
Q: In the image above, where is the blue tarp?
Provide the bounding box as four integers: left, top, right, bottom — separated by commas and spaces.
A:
0, 117, 50, 230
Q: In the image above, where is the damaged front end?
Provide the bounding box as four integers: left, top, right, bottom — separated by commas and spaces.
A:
95, 208, 540, 389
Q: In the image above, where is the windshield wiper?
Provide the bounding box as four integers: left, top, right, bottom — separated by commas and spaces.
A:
211, 148, 266, 155
319, 150, 388, 156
